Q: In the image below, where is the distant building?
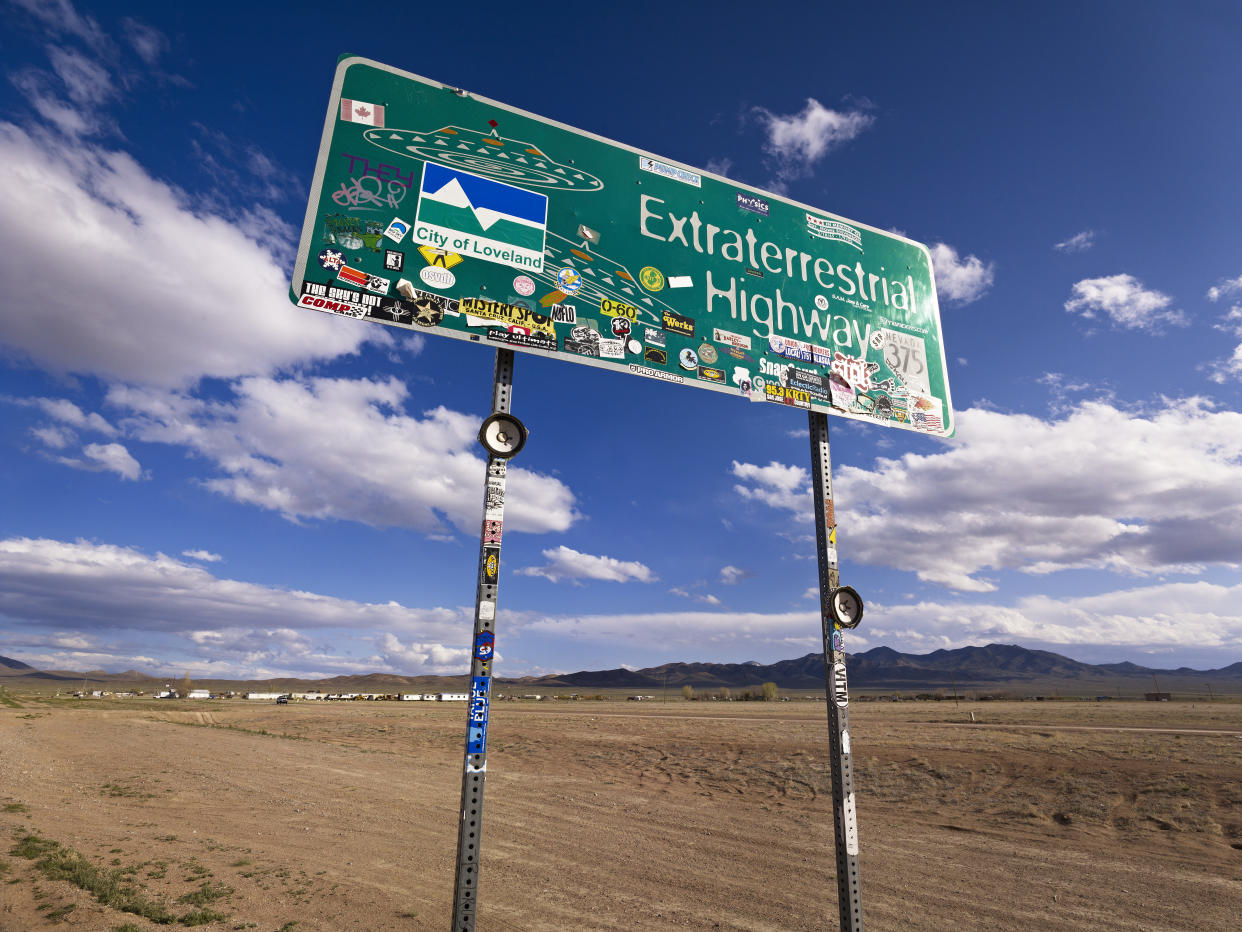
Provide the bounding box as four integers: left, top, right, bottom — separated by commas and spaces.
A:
187, 689, 211, 700
1144, 692, 1172, 702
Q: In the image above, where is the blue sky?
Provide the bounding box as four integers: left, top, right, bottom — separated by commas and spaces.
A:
2, 0, 1241, 679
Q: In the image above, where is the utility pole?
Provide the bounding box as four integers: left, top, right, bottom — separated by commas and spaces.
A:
809, 411, 863, 932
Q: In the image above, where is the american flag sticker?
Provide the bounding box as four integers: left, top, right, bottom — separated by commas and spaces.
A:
910, 394, 944, 432
341, 98, 385, 127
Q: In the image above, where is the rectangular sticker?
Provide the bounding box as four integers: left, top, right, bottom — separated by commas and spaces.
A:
466, 675, 491, 755
638, 156, 701, 187
414, 162, 548, 272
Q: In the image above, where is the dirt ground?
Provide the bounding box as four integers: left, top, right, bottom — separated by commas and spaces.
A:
1, 697, 1240, 931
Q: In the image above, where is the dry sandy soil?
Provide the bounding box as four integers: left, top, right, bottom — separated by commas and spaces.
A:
1, 697, 1240, 931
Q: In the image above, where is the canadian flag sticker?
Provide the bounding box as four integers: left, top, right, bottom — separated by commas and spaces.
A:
340, 98, 385, 127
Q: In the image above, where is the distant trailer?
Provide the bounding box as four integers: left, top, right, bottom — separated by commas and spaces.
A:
399, 694, 423, 700
439, 693, 468, 701
1144, 692, 1172, 701
421, 694, 439, 701
187, 689, 211, 700
244, 692, 284, 700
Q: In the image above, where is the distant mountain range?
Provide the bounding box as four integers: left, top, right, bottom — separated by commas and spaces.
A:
2, 644, 1240, 694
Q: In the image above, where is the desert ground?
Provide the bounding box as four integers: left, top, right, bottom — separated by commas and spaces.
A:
1, 695, 1239, 931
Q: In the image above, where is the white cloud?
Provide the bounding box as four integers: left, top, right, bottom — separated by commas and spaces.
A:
109, 376, 578, 536
732, 398, 1242, 591
866, 579, 1242, 656
719, 565, 752, 585
120, 17, 169, 67
929, 242, 994, 305
30, 426, 75, 449
0, 537, 472, 676
47, 46, 115, 107
1064, 274, 1187, 331
754, 98, 873, 187
1208, 307, 1242, 384
1053, 230, 1096, 253
378, 633, 472, 674
521, 608, 832, 656
0, 121, 378, 388
8, 0, 109, 53
181, 549, 222, 563
81, 442, 142, 480
20, 397, 116, 435
732, 460, 810, 513
1206, 274, 1242, 303
517, 545, 655, 584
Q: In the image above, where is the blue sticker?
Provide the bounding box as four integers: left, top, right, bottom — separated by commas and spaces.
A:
466, 675, 491, 755
474, 630, 495, 661
318, 248, 345, 271
832, 629, 844, 652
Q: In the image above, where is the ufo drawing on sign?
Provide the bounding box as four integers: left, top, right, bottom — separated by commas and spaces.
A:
363, 125, 605, 192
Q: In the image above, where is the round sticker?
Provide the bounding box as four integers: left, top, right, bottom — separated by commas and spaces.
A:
556, 267, 584, 294
869, 329, 885, 350
639, 266, 665, 291
679, 348, 698, 370
610, 317, 631, 337
627, 338, 642, 354
571, 325, 600, 344
421, 266, 456, 290
411, 296, 445, 327
698, 343, 718, 365
513, 275, 535, 296
815, 294, 830, 311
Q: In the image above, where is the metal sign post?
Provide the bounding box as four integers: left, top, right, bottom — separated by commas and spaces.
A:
451, 348, 520, 931
809, 410, 864, 931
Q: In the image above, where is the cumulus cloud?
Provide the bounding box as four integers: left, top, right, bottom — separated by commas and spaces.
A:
929, 243, 994, 305
733, 398, 1242, 592
753, 98, 873, 188
104, 376, 577, 536
1206, 274, 1242, 303
0, 120, 378, 388
0, 537, 472, 676
1208, 306, 1242, 384
719, 565, 752, 585
864, 579, 1242, 657
80, 442, 142, 480
1064, 274, 1187, 331
1053, 230, 1096, 253
181, 549, 222, 563
732, 460, 810, 513
517, 546, 655, 584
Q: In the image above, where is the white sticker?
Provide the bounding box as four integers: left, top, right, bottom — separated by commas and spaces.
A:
880, 329, 930, 395
815, 294, 830, 311
513, 275, 535, 296
384, 218, 410, 243
668, 275, 693, 288
479, 601, 495, 621
638, 157, 701, 187
844, 791, 859, 855
599, 338, 626, 359
420, 266, 456, 290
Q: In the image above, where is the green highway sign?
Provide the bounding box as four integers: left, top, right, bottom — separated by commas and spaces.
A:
291, 57, 954, 437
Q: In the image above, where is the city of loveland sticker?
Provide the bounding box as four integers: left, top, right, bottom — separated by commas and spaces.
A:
291, 56, 953, 437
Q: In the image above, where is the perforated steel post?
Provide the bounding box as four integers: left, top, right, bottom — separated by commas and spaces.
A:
451, 348, 516, 931
809, 410, 864, 931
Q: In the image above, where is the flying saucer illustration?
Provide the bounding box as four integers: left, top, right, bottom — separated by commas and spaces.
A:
363, 125, 604, 192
